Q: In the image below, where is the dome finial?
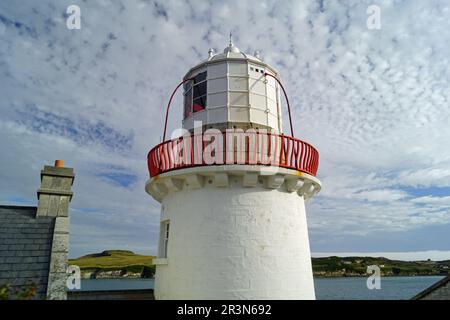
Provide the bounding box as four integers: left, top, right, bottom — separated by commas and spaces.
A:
223, 31, 240, 54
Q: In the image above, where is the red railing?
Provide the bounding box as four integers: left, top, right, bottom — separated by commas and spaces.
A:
147, 131, 319, 177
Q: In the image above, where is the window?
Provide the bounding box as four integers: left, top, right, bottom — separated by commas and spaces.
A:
160, 221, 170, 258
184, 71, 207, 118
184, 82, 192, 118
249, 66, 265, 74
193, 71, 207, 113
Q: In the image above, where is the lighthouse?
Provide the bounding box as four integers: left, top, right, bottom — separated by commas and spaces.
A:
145, 37, 321, 300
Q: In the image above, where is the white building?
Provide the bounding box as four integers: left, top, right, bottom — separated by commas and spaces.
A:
145, 38, 321, 299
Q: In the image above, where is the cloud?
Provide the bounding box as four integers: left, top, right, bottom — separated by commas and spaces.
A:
0, 0, 449, 257
412, 196, 450, 206
398, 167, 450, 188
353, 189, 408, 202
14, 104, 134, 152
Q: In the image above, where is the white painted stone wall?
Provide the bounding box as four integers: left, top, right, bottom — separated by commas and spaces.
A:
154, 179, 315, 300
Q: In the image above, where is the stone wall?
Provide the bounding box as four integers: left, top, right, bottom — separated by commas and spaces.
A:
414, 276, 450, 300
68, 289, 154, 300
46, 217, 70, 300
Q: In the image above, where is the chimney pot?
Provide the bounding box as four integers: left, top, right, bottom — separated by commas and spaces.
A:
54, 160, 64, 168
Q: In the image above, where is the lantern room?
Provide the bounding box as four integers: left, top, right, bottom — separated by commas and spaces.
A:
182, 38, 283, 133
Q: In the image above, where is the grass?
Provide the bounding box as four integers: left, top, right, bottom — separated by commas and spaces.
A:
69, 250, 156, 275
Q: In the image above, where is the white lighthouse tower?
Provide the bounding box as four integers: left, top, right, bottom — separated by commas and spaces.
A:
145, 38, 321, 300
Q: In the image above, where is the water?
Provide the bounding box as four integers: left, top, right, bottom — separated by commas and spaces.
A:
74, 276, 444, 300
75, 278, 155, 291
314, 276, 444, 300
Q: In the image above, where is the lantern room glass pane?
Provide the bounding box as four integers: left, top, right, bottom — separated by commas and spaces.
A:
192, 71, 207, 113
184, 87, 192, 118
184, 71, 208, 118
193, 81, 207, 98
193, 96, 207, 112
194, 71, 207, 83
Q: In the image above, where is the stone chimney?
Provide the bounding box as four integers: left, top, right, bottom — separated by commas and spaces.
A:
36, 160, 74, 300
37, 160, 75, 217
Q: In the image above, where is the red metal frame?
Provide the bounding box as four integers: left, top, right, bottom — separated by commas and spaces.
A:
148, 131, 319, 178
264, 73, 294, 137
162, 74, 295, 143
153, 74, 318, 179
162, 77, 194, 142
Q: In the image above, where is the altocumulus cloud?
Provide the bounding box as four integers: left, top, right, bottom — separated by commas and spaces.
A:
0, 0, 449, 257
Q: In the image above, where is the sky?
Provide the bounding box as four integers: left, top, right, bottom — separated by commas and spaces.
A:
0, 0, 449, 260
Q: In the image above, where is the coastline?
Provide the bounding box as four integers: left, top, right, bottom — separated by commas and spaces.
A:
78, 271, 448, 280
69, 251, 450, 280
80, 274, 447, 280
313, 273, 448, 278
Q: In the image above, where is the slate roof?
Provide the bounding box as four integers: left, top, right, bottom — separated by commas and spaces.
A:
0, 205, 55, 299
412, 275, 450, 300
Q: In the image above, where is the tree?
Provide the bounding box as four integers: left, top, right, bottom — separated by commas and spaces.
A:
392, 267, 401, 275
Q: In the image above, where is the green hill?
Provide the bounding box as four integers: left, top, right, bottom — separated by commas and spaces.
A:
69, 250, 155, 278
312, 256, 450, 277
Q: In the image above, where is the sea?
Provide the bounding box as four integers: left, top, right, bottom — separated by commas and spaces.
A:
74, 276, 444, 300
